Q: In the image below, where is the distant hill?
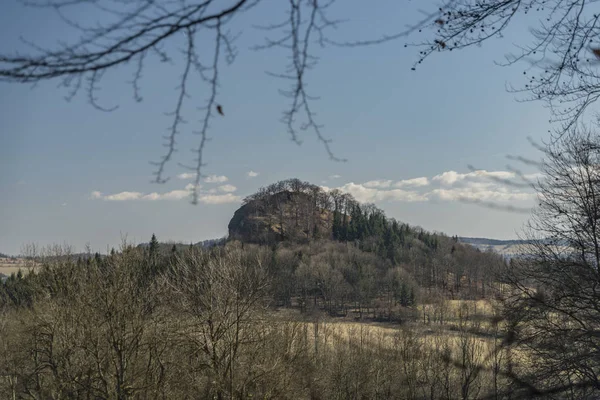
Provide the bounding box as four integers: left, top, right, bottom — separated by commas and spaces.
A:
458, 237, 529, 247
458, 237, 533, 258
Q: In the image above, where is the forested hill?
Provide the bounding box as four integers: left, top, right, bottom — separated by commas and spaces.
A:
458, 237, 534, 258
228, 179, 506, 299
229, 178, 439, 251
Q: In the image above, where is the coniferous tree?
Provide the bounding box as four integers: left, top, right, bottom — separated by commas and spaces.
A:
148, 234, 160, 276
400, 282, 409, 307
149, 234, 159, 258
332, 211, 342, 240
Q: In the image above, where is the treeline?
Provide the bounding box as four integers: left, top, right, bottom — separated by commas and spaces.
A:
0, 242, 518, 399
0, 237, 500, 322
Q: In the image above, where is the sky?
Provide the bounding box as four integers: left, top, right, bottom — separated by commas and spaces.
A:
0, 1, 551, 255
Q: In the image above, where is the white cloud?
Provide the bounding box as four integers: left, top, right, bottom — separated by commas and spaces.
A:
143, 189, 190, 201
92, 189, 187, 202
363, 180, 393, 189
198, 193, 241, 204
61, 203, 67, 207
523, 172, 544, 181
104, 191, 144, 201
177, 172, 195, 180
432, 170, 516, 186
204, 175, 228, 183
329, 174, 341, 179
393, 177, 429, 188
90, 181, 241, 204
218, 184, 237, 193
338, 183, 428, 203
323, 169, 535, 205
247, 170, 259, 178
429, 188, 534, 202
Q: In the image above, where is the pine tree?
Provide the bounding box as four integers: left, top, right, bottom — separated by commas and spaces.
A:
148, 234, 160, 274
332, 211, 341, 240
341, 212, 348, 241
149, 234, 159, 257
400, 282, 409, 307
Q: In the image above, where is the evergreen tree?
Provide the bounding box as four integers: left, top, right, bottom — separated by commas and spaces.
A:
149, 234, 159, 259
332, 211, 342, 240
400, 282, 409, 307
341, 212, 348, 241
148, 234, 160, 276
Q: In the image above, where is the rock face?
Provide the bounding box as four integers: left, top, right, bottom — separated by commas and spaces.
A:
228, 190, 333, 244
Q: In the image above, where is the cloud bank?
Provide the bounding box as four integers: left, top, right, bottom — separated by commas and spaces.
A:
91, 183, 240, 204
323, 169, 536, 205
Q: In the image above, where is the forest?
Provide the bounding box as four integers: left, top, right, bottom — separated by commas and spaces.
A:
0, 238, 514, 399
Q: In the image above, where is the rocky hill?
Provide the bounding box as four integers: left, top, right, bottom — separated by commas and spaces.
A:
228, 187, 334, 244
228, 178, 441, 251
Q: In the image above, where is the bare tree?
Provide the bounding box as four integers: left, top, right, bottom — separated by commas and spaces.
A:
501, 125, 600, 398
409, 0, 600, 138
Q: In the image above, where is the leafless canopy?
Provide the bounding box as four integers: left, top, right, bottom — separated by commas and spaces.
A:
499, 125, 600, 397
410, 0, 600, 135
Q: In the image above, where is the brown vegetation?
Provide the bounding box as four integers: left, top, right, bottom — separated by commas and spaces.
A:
0, 242, 516, 399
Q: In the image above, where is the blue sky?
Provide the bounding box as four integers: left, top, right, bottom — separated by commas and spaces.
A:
0, 1, 550, 255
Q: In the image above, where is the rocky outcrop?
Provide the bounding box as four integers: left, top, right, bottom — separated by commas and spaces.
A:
228, 190, 333, 244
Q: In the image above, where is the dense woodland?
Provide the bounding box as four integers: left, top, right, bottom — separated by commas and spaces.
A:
0, 239, 516, 400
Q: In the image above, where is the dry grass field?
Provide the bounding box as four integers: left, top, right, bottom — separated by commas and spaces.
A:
0, 257, 37, 278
